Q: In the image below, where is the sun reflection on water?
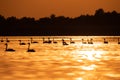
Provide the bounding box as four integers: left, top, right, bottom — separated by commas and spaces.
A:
81, 64, 96, 70
82, 51, 103, 61
73, 49, 104, 62
75, 77, 83, 80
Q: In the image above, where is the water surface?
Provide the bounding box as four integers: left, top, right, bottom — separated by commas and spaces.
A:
0, 36, 120, 80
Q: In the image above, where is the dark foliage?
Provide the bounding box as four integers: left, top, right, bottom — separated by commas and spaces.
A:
0, 9, 120, 36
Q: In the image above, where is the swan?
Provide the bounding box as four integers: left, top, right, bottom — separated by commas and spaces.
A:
19, 40, 26, 45
62, 39, 69, 45
104, 38, 108, 44
88, 38, 93, 44
6, 38, 10, 42
27, 43, 35, 52
1, 38, 4, 42
53, 38, 57, 44
70, 38, 75, 44
43, 38, 52, 44
30, 38, 38, 43
5, 43, 15, 52
82, 39, 87, 44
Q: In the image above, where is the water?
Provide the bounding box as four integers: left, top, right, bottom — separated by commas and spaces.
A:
0, 36, 120, 80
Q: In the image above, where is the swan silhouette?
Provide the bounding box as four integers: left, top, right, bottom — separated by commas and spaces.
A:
104, 38, 108, 44
1, 38, 4, 42
62, 39, 69, 45
70, 38, 75, 44
5, 43, 15, 52
53, 38, 57, 44
82, 39, 87, 44
19, 40, 26, 45
30, 38, 38, 43
27, 43, 35, 52
43, 38, 52, 44
88, 38, 93, 44
6, 38, 10, 42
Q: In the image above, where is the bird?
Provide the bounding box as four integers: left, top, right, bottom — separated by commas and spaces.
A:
47, 38, 52, 43
6, 38, 10, 42
43, 38, 52, 44
30, 38, 38, 43
53, 38, 57, 44
82, 39, 87, 44
1, 38, 4, 42
70, 38, 75, 44
19, 40, 26, 45
88, 38, 93, 44
27, 43, 35, 52
43, 38, 47, 43
104, 38, 108, 44
5, 43, 15, 52
62, 39, 69, 45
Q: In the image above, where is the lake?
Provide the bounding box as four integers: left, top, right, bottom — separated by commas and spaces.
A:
0, 36, 120, 80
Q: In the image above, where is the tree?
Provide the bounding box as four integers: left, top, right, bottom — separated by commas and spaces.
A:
95, 9, 105, 16
0, 15, 5, 22
50, 14, 56, 20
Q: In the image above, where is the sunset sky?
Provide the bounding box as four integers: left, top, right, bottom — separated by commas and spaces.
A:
0, 0, 120, 19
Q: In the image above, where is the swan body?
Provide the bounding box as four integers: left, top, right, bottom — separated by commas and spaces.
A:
62, 39, 69, 45
88, 39, 93, 44
19, 40, 26, 45
104, 38, 108, 44
70, 38, 75, 44
6, 38, 10, 42
43, 38, 52, 44
5, 43, 15, 52
27, 43, 35, 52
31, 38, 38, 43
1, 39, 4, 42
82, 39, 87, 44
53, 38, 57, 44
27, 49, 35, 52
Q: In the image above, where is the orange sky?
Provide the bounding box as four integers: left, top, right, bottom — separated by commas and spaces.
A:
0, 0, 120, 19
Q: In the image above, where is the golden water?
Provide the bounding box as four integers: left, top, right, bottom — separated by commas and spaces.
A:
0, 36, 120, 80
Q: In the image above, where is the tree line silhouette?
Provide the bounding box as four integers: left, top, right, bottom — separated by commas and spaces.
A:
0, 9, 120, 36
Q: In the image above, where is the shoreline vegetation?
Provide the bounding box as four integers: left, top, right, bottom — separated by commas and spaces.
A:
0, 9, 120, 36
